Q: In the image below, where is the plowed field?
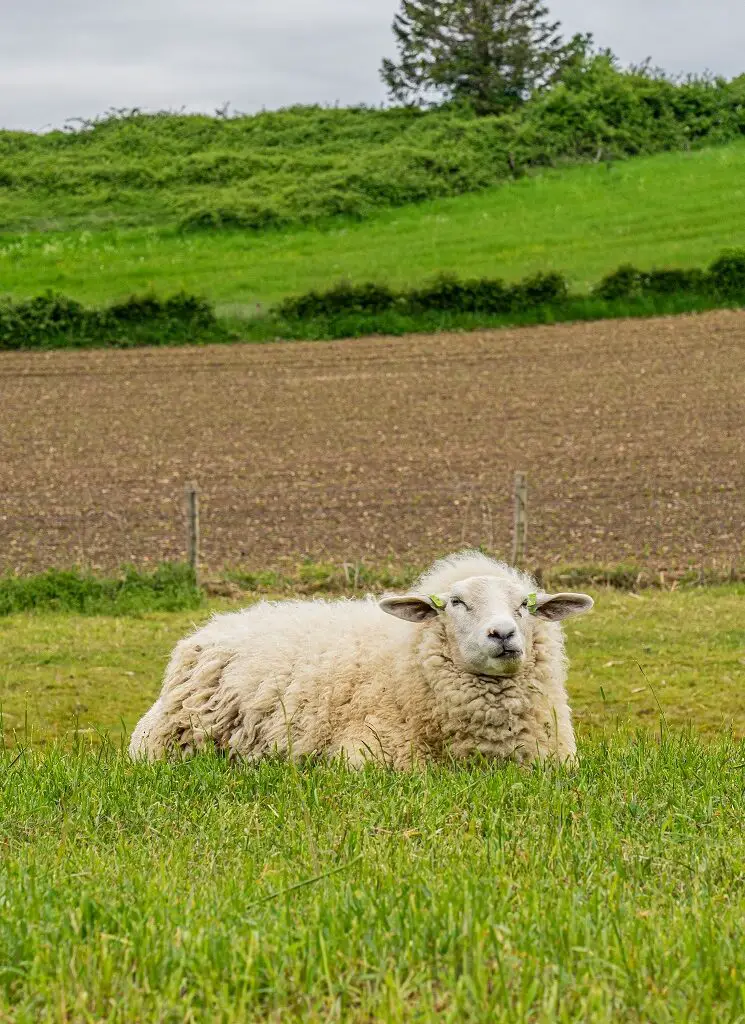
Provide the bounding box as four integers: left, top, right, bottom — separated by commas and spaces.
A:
2, 310, 744, 575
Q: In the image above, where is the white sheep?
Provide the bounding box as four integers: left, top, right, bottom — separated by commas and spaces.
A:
129, 551, 593, 767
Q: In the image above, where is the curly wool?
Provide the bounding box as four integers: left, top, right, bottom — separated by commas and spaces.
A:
129, 552, 577, 766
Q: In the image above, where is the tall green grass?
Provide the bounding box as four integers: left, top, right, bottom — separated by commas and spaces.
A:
0, 564, 201, 616
2, 581, 743, 1018
1, 734, 744, 1020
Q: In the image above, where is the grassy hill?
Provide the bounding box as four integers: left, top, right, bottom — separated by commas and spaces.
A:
2, 64, 744, 238
2, 64, 745, 336
2, 141, 745, 312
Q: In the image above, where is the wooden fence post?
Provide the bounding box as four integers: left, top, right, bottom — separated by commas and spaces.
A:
185, 483, 200, 585
512, 472, 527, 566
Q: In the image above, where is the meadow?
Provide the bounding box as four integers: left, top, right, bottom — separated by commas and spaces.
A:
2, 142, 745, 313
1, 585, 745, 1020
4, 733, 745, 1022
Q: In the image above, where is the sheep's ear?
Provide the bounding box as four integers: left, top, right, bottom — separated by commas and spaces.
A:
533, 592, 594, 621
379, 596, 441, 622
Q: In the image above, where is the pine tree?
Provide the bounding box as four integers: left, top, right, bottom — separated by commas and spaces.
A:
381, 0, 590, 114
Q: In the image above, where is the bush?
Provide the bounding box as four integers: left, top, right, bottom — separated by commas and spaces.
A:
466, 277, 516, 313
406, 275, 494, 313
0, 290, 221, 350
108, 292, 217, 331
593, 265, 644, 300
179, 202, 286, 233
708, 249, 745, 295
0, 293, 91, 348
643, 268, 708, 295
4, 64, 745, 234
277, 282, 398, 319
511, 271, 569, 308
279, 269, 571, 320
594, 252, 745, 301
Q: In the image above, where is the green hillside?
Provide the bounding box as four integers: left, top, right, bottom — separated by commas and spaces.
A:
2, 141, 744, 311
2, 61, 745, 330
1, 60, 744, 237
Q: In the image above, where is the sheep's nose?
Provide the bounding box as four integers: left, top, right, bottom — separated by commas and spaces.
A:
487, 624, 517, 642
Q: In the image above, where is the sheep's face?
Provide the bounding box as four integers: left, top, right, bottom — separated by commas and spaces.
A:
380, 575, 593, 678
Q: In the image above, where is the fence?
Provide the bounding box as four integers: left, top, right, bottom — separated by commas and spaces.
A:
183, 474, 530, 579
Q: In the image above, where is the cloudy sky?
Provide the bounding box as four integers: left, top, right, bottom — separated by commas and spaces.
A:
1, 0, 741, 131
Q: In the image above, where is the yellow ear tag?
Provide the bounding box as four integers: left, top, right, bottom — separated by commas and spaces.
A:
527, 593, 538, 615
429, 594, 445, 610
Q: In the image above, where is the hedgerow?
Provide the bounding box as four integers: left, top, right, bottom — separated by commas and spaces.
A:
3, 250, 744, 350
0, 291, 224, 349
276, 250, 745, 319
592, 250, 745, 301
2, 59, 745, 233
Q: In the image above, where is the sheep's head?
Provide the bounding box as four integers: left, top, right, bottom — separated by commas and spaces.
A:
379, 568, 593, 679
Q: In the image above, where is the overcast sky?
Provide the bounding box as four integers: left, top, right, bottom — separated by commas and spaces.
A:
1, 0, 741, 132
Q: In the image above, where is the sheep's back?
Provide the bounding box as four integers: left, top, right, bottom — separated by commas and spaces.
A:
152, 596, 413, 758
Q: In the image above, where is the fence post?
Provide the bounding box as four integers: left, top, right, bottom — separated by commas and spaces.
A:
512, 472, 527, 566
185, 483, 200, 585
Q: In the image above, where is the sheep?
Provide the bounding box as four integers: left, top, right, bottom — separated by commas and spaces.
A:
129, 551, 593, 767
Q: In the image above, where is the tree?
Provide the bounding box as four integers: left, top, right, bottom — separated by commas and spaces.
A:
380, 0, 591, 115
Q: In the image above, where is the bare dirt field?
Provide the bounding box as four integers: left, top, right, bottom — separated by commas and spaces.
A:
1, 310, 744, 575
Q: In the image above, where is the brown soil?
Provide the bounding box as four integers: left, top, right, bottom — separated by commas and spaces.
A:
1, 310, 744, 575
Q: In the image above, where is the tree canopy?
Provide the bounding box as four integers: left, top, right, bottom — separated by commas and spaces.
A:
381, 0, 591, 114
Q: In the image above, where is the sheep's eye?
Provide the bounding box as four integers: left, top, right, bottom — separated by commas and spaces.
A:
450, 596, 468, 610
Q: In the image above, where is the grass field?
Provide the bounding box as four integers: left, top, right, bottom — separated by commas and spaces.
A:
3, 142, 745, 310
3, 735, 745, 1021
1, 586, 745, 1020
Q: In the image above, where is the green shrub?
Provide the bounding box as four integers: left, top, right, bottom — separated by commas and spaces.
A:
643, 268, 709, 295
708, 249, 745, 295
0, 290, 222, 350
279, 269, 571, 319
179, 202, 286, 233
406, 274, 503, 313
0, 293, 91, 348
593, 265, 644, 300
593, 250, 745, 301
4, 64, 745, 234
277, 282, 398, 319
511, 271, 569, 308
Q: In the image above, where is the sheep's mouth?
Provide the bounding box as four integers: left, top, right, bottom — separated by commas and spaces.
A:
482, 651, 523, 677
490, 647, 523, 663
